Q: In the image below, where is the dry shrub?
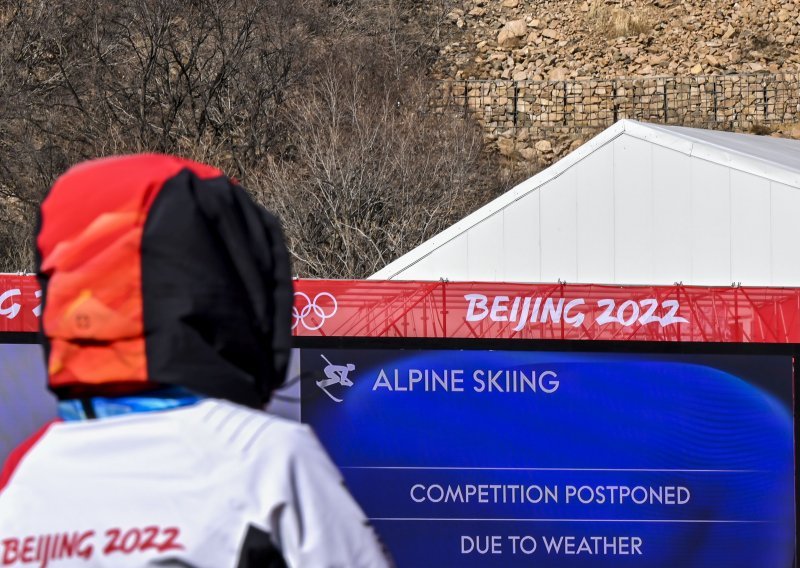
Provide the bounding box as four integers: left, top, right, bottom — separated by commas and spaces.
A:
587, 2, 659, 38
749, 123, 773, 136
0, 200, 35, 273
255, 65, 495, 278
0, 0, 505, 277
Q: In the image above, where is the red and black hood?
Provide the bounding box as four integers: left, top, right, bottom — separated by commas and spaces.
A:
35, 154, 293, 407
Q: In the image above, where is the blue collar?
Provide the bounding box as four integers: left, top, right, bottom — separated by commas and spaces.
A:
58, 387, 205, 421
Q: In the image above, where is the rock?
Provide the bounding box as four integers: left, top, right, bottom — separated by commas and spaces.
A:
722, 25, 736, 40
527, 31, 541, 44
690, 63, 703, 74
468, 7, 486, 17
649, 53, 669, 65
502, 0, 519, 7
519, 147, 537, 161
534, 139, 553, 153
542, 28, 559, 40
548, 66, 569, 80
569, 138, 585, 152
497, 19, 528, 47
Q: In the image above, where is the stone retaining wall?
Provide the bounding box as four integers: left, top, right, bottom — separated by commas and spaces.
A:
432, 73, 800, 158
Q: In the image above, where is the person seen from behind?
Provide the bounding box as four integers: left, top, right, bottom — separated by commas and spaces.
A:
0, 155, 392, 568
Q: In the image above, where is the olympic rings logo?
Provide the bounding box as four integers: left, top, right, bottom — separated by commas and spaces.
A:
292, 292, 338, 330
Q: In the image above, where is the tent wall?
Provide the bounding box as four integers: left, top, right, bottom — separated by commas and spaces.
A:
374, 121, 800, 286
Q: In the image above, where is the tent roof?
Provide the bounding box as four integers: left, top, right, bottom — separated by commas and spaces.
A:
626, 121, 800, 184
372, 120, 800, 280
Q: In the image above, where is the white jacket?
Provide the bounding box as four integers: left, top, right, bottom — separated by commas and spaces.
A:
0, 399, 391, 568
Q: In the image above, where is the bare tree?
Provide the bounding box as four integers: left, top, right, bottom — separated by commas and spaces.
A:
0, 0, 508, 276
257, 63, 492, 278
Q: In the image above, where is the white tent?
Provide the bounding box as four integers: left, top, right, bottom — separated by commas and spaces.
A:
372, 120, 800, 286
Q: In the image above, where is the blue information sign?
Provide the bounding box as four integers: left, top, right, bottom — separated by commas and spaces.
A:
0, 344, 57, 464
300, 349, 795, 567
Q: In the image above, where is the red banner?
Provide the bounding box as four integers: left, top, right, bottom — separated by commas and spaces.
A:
292, 280, 800, 343
0, 275, 41, 334
2, 274, 800, 343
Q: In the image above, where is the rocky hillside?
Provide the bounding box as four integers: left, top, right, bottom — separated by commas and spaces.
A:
439, 0, 800, 81
428, 0, 800, 169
